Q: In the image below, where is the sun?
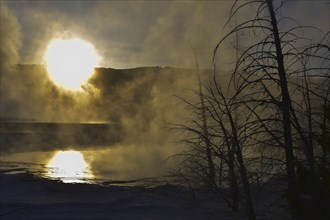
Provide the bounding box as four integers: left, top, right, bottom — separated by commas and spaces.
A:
46, 150, 93, 183
44, 38, 100, 91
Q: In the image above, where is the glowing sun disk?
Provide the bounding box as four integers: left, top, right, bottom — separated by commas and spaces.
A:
44, 38, 100, 90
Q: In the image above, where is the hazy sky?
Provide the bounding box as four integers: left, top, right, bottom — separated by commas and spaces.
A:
2, 0, 329, 69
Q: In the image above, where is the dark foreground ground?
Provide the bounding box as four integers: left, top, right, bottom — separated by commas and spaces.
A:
0, 171, 291, 220
0, 172, 223, 220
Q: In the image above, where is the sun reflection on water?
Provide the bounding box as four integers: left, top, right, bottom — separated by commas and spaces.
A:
46, 150, 93, 183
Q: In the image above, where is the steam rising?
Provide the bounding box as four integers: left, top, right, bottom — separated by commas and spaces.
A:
1, 1, 328, 180
0, 3, 22, 118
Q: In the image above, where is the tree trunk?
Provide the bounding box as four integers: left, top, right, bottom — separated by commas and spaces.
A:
228, 113, 256, 220
266, 0, 296, 192
192, 47, 216, 185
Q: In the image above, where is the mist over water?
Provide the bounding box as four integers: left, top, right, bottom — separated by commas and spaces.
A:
0, 2, 206, 179
0, 63, 213, 180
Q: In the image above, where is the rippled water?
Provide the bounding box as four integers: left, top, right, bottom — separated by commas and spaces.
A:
0, 151, 93, 184
0, 152, 180, 187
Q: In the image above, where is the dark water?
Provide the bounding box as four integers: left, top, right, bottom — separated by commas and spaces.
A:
0, 121, 123, 153
0, 157, 179, 187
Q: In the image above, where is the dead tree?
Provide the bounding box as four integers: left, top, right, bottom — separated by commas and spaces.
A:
173, 0, 328, 219
214, 0, 329, 196
191, 46, 216, 186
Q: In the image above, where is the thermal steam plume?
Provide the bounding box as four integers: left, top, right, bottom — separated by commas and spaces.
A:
0, 2, 22, 119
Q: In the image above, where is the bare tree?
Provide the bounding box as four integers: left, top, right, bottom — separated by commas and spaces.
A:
214, 0, 329, 191
191, 46, 216, 186
212, 0, 329, 217
174, 0, 329, 219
